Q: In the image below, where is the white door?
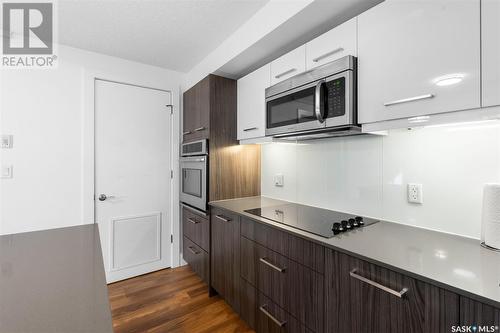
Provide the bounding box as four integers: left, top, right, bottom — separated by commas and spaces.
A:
95, 80, 172, 283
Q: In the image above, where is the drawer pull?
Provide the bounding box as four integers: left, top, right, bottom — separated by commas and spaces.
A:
350, 269, 408, 298
187, 218, 199, 224
187, 246, 200, 255
243, 127, 258, 132
194, 126, 206, 132
259, 257, 286, 273
259, 305, 287, 327
274, 68, 296, 79
312, 47, 344, 63
215, 214, 232, 223
384, 94, 434, 106
183, 131, 192, 135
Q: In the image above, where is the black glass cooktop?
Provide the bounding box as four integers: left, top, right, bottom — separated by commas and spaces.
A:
244, 203, 378, 238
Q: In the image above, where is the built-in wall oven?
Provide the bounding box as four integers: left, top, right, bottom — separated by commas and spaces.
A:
180, 139, 208, 212
265, 55, 359, 139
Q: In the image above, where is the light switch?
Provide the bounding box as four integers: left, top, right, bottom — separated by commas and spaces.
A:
1, 135, 13, 149
1, 165, 13, 179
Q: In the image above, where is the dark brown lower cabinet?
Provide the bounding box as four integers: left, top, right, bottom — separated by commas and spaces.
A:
325, 249, 460, 333
182, 236, 208, 282
257, 292, 314, 333
240, 236, 324, 332
211, 208, 241, 312
460, 296, 500, 329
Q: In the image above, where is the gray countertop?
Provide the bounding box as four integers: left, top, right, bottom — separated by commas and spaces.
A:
210, 196, 500, 308
0, 224, 113, 333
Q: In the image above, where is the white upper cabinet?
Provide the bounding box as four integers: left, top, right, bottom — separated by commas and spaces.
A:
358, 0, 481, 124
306, 17, 357, 70
270, 45, 306, 85
237, 64, 270, 141
482, 0, 500, 107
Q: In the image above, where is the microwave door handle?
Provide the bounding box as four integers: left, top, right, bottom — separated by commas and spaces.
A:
314, 79, 326, 123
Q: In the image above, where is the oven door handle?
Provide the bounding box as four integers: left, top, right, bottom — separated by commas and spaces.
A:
314, 79, 326, 123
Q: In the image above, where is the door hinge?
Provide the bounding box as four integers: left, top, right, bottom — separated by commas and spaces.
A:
166, 104, 173, 114
170, 234, 173, 243
170, 170, 173, 178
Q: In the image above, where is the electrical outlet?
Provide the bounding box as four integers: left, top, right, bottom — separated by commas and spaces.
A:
407, 183, 423, 204
1, 165, 13, 179
274, 174, 284, 187
1, 135, 13, 149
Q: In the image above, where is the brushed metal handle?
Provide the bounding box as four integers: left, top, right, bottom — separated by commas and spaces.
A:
259, 305, 286, 327
194, 127, 206, 132
314, 79, 326, 123
187, 218, 199, 224
183, 131, 192, 135
350, 269, 409, 298
312, 47, 344, 63
215, 214, 231, 222
259, 257, 286, 273
384, 94, 434, 106
274, 68, 296, 79
187, 246, 200, 255
243, 127, 258, 132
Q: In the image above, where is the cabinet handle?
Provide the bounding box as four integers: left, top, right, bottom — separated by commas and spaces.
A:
259, 305, 287, 327
384, 94, 434, 106
350, 269, 409, 298
274, 68, 297, 79
215, 214, 231, 222
243, 127, 258, 132
183, 131, 192, 135
312, 47, 344, 63
194, 127, 206, 132
187, 246, 200, 255
187, 218, 199, 224
259, 257, 286, 273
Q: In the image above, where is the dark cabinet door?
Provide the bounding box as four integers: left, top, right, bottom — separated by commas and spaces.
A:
182, 76, 210, 143
182, 236, 208, 282
240, 236, 324, 332
211, 208, 240, 312
326, 249, 459, 333
460, 297, 500, 329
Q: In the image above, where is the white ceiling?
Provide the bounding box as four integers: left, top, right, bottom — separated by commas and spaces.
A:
58, 0, 269, 72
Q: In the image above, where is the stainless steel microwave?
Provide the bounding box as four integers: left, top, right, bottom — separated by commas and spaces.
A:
265, 55, 359, 139
180, 139, 208, 212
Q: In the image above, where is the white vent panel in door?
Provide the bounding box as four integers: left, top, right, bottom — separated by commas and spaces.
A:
111, 213, 161, 271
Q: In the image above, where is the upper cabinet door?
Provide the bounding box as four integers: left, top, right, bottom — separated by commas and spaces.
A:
270, 45, 306, 85
306, 17, 357, 70
237, 64, 270, 141
482, 0, 500, 107
358, 0, 480, 124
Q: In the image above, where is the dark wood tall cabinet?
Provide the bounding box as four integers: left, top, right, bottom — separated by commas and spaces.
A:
181, 74, 261, 308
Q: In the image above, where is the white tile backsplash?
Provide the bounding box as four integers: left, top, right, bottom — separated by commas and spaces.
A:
260, 121, 500, 239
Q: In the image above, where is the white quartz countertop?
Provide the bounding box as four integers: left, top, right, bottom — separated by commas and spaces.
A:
210, 196, 500, 308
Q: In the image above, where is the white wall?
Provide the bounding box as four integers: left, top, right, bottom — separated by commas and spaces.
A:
261, 121, 500, 239
0, 45, 183, 238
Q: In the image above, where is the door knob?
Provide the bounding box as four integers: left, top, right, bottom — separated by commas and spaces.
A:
98, 194, 115, 201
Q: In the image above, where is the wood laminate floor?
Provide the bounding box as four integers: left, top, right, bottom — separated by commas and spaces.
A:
108, 266, 254, 333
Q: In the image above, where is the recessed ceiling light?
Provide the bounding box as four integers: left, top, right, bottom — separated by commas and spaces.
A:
434, 74, 465, 86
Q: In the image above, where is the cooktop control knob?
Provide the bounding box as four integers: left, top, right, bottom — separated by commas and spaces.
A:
332, 222, 342, 234
341, 220, 351, 229
348, 218, 358, 228
355, 216, 364, 226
